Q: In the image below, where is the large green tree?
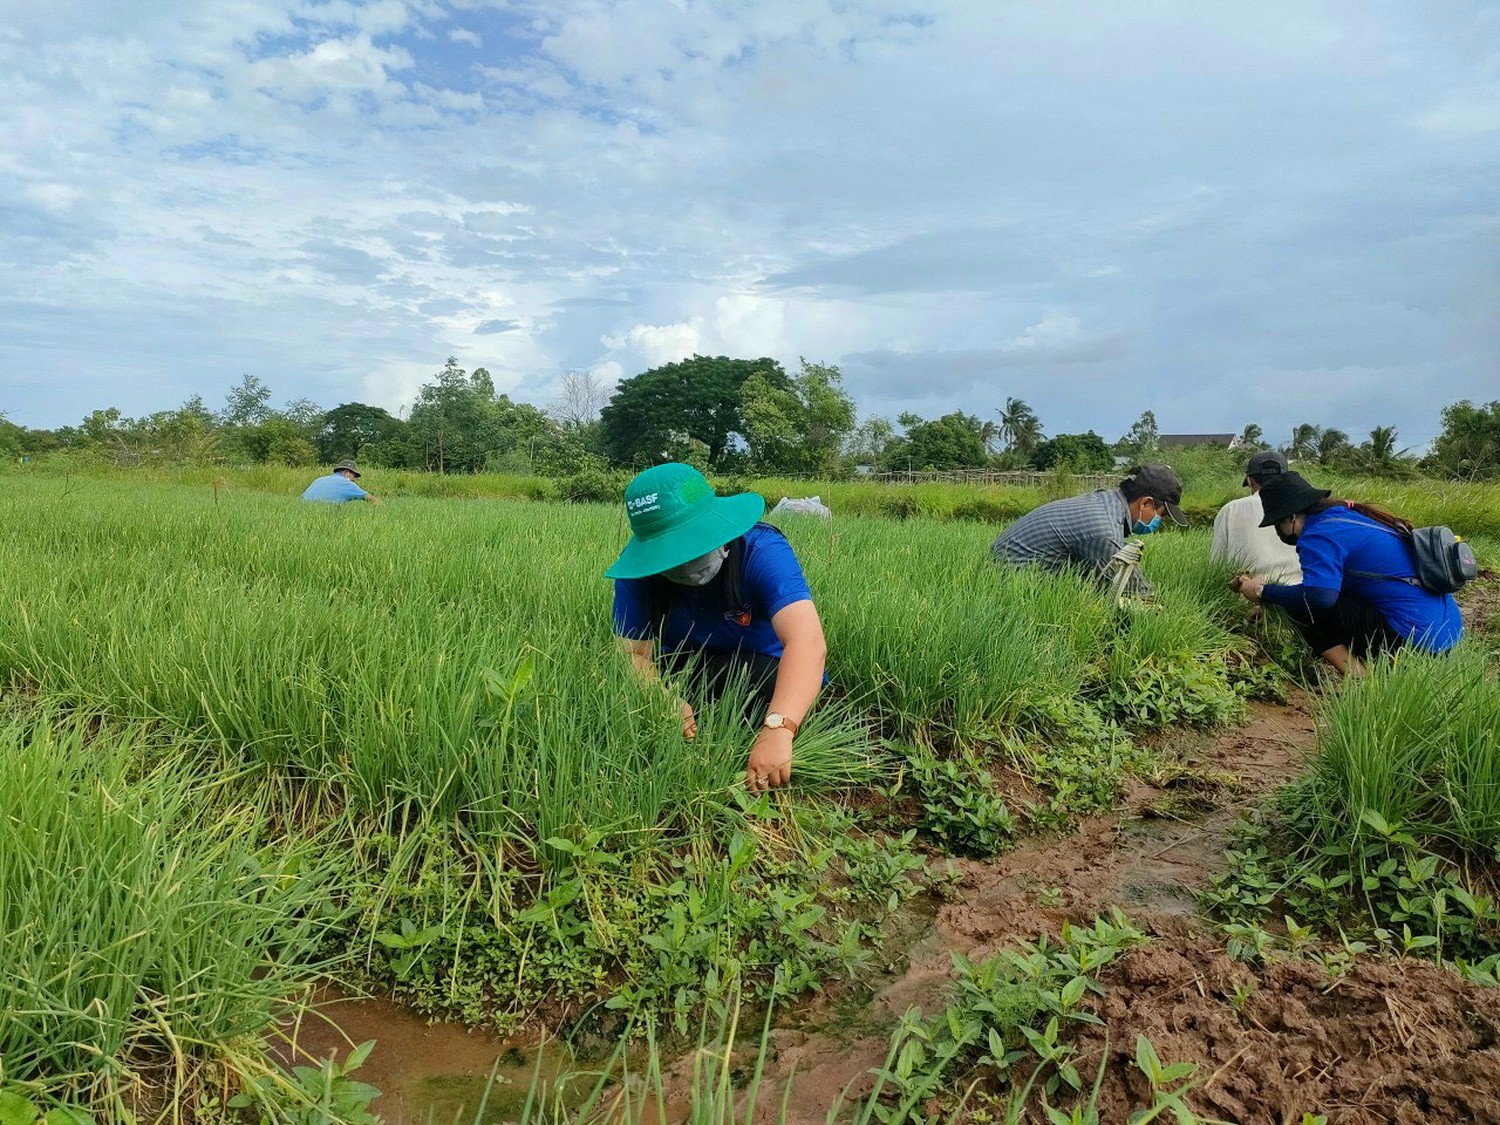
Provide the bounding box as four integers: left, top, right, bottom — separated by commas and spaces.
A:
1284, 423, 1321, 461
220, 374, 273, 427
1352, 425, 1413, 478
598, 355, 784, 469
999, 397, 1043, 457
1117, 410, 1160, 458
237, 417, 318, 466
407, 358, 569, 474
133, 396, 222, 462
740, 359, 856, 474
1031, 430, 1114, 472
0, 411, 19, 461
845, 415, 899, 469
1428, 400, 1500, 479
890, 411, 987, 471
406, 358, 506, 472
317, 403, 408, 464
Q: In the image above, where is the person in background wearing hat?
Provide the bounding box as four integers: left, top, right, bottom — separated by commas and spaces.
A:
606, 463, 826, 792
1210, 450, 1302, 585
301, 460, 382, 504
1231, 471, 1461, 675
991, 463, 1189, 597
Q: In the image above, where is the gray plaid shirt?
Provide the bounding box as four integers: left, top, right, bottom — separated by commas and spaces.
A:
991, 488, 1153, 596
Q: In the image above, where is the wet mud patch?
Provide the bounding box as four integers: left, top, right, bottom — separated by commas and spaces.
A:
276, 990, 571, 1124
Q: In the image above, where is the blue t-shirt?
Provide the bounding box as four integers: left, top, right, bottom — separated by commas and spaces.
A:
301, 473, 369, 503
1290, 507, 1462, 653
612, 524, 814, 659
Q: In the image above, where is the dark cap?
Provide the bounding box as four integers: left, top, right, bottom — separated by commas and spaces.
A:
1242, 449, 1288, 487
1257, 471, 1331, 527
334, 460, 361, 478
1121, 463, 1188, 526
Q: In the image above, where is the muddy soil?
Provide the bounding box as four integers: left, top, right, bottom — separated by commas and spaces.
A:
745, 696, 1500, 1125
1459, 566, 1500, 638
1076, 936, 1500, 1125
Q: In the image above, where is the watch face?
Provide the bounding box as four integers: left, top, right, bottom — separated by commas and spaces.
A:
765, 712, 783, 728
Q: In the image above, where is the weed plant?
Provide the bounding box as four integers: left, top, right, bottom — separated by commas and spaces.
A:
856, 911, 1150, 1124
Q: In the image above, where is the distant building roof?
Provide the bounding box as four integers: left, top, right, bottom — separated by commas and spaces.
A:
1159, 433, 1240, 449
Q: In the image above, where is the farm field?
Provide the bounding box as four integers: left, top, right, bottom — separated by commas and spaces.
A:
1, 470, 1497, 1123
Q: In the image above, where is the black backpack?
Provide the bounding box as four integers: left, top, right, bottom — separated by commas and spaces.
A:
1335, 520, 1478, 595
1404, 526, 1479, 594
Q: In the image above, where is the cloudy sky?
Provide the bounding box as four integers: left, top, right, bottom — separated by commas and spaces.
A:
2, 1, 1496, 448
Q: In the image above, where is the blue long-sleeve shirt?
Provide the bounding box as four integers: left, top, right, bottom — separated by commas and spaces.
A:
301, 473, 369, 503
1261, 507, 1461, 653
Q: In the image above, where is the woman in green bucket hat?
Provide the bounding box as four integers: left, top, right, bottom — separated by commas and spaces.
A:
606, 463, 827, 792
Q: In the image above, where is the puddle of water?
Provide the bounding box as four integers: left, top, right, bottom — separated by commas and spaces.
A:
278, 989, 585, 1124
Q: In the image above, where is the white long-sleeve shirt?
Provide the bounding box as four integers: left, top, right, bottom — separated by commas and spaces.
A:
1211, 494, 1303, 584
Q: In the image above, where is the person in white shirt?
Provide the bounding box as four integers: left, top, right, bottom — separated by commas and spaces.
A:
1211, 451, 1302, 584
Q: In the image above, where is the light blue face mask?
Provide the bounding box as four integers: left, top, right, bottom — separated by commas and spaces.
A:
662, 546, 729, 586
1132, 515, 1162, 535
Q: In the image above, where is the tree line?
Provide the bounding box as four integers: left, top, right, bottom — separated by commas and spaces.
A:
2, 356, 1498, 482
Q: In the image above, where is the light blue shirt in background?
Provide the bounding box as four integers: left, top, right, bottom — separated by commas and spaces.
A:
301, 473, 369, 503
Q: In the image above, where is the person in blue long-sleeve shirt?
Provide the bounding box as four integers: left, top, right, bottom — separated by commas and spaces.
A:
301, 460, 382, 504
1230, 471, 1460, 676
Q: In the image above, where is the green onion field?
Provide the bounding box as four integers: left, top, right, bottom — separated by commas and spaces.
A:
1, 469, 1497, 1123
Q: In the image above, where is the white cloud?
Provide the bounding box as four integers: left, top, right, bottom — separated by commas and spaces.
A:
243, 35, 415, 103
601, 321, 704, 367
361, 360, 431, 416
1008, 315, 1082, 351
0, 0, 1496, 445
588, 359, 623, 388
708, 294, 785, 357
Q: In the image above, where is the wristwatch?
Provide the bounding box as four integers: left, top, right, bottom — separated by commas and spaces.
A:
763, 712, 799, 735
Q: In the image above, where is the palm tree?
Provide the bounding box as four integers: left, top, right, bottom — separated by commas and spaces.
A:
1315, 428, 1350, 464
979, 416, 1002, 455
1285, 423, 1321, 461
1359, 425, 1411, 476
1000, 397, 1042, 457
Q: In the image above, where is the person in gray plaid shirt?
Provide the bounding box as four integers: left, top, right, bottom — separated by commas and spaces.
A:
991, 464, 1188, 598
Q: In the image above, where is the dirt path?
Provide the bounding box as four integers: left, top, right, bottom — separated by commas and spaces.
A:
753, 695, 1500, 1125
752, 698, 1317, 1120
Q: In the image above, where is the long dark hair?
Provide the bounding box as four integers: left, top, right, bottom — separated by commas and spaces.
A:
1309, 498, 1413, 536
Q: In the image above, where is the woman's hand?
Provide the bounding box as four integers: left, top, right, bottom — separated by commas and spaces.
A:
746, 726, 793, 791
680, 699, 697, 739
1232, 574, 1266, 602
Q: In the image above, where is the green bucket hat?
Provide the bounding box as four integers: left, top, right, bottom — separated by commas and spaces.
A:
604, 463, 765, 579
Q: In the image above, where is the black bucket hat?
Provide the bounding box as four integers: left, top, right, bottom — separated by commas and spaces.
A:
1257, 471, 1331, 527
334, 460, 362, 478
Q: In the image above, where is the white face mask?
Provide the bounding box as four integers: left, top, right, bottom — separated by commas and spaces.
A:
661, 546, 729, 586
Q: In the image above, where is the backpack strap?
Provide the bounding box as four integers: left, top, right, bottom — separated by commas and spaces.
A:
1315, 518, 1419, 585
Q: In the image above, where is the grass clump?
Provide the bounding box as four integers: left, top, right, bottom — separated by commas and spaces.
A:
1205, 647, 1500, 967
0, 707, 339, 1117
